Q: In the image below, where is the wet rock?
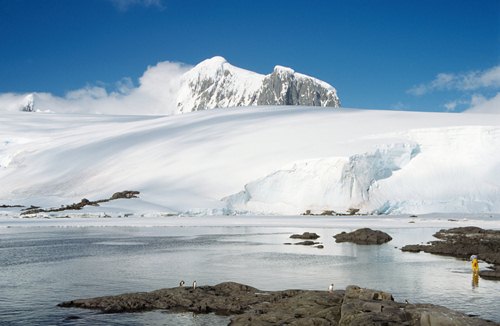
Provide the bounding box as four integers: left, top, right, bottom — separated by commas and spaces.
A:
294, 241, 319, 246
334, 228, 392, 245
479, 266, 500, 280
401, 227, 500, 279
58, 282, 493, 326
290, 232, 320, 240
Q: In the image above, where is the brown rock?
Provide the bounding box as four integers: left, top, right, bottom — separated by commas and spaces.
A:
334, 228, 392, 245
290, 232, 320, 240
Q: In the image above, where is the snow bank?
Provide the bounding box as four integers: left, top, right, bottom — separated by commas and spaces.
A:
226, 125, 500, 215
0, 107, 499, 215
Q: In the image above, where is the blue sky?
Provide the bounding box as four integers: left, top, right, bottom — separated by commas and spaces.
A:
0, 0, 498, 112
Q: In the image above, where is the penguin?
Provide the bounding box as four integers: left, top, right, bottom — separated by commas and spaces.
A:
192, 280, 197, 290
328, 283, 334, 293
179, 280, 185, 287
405, 299, 409, 304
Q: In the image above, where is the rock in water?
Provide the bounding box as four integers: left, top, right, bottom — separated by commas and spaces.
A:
289, 232, 320, 239
58, 282, 494, 326
334, 228, 392, 245
401, 226, 500, 279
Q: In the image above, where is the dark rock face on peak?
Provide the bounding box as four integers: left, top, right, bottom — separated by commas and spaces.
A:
256, 66, 340, 107
21, 94, 35, 112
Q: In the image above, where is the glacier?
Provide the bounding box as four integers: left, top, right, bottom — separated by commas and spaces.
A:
224, 143, 421, 215
0, 106, 499, 216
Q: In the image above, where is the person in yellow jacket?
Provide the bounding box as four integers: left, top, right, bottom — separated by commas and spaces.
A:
470, 255, 479, 274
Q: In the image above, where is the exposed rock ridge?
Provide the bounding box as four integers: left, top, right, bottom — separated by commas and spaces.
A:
20, 190, 140, 215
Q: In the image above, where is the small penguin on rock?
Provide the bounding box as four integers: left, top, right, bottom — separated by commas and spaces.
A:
328, 283, 334, 293
192, 280, 197, 290
179, 280, 185, 287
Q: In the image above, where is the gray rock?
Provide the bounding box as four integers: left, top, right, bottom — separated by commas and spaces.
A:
256, 66, 340, 107
58, 282, 494, 326
334, 228, 392, 245
290, 232, 320, 240
401, 227, 500, 279
294, 240, 319, 246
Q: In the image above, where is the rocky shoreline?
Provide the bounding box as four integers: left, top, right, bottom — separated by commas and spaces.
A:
401, 227, 500, 280
58, 282, 497, 325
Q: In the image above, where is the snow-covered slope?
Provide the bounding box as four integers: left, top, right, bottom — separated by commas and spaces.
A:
0, 107, 499, 215
176, 56, 340, 113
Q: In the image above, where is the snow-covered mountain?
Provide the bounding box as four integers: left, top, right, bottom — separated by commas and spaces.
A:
20, 94, 35, 112
1, 106, 499, 216
0, 57, 340, 115
0, 93, 36, 112
176, 56, 340, 113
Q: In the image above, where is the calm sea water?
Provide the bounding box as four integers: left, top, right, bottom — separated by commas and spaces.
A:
1, 216, 499, 325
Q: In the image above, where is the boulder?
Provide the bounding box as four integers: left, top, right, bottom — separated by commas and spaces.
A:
290, 232, 320, 240
334, 228, 392, 245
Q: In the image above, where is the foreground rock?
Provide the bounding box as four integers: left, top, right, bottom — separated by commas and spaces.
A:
58, 282, 495, 325
401, 227, 500, 279
334, 228, 392, 245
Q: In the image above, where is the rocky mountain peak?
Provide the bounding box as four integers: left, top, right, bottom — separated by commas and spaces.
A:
21, 93, 35, 112
176, 57, 340, 113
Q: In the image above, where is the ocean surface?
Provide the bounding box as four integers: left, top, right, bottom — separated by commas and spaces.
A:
0, 215, 499, 325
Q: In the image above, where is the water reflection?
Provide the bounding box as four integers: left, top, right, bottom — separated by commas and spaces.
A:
472, 273, 479, 289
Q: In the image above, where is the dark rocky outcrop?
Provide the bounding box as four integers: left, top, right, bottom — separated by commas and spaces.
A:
334, 228, 392, 245
480, 266, 500, 280
256, 66, 340, 107
58, 282, 495, 326
290, 232, 320, 240
401, 227, 500, 280
294, 240, 319, 246
20, 190, 140, 215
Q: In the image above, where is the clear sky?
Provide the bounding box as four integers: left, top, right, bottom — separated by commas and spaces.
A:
0, 0, 498, 112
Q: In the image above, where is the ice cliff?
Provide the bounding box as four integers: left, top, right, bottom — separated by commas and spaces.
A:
224, 143, 421, 215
